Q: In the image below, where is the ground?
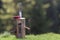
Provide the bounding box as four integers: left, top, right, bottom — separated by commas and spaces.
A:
0, 32, 60, 40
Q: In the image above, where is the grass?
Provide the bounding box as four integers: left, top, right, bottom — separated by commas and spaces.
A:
25, 33, 60, 40
0, 32, 60, 40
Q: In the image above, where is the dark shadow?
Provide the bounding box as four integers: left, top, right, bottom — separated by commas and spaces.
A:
0, 19, 5, 33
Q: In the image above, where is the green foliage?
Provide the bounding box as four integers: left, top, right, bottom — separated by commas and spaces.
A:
0, 32, 17, 40
25, 33, 60, 40
30, 0, 47, 34
0, 33, 60, 40
0, 0, 60, 34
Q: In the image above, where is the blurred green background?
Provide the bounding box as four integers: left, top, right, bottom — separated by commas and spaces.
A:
0, 0, 60, 34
